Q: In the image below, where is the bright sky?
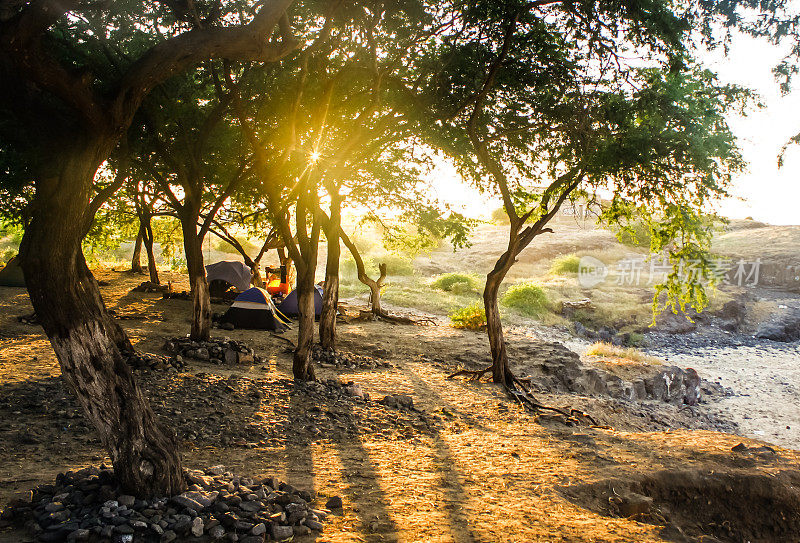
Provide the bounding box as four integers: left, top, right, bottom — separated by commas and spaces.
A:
428, 32, 800, 226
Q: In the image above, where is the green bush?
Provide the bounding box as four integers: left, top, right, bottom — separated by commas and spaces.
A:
431, 273, 480, 292
615, 221, 652, 247
550, 254, 580, 275
378, 254, 414, 276
490, 207, 510, 224
450, 303, 486, 330
501, 282, 550, 316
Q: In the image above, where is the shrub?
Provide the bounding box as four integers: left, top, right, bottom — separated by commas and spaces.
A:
490, 207, 510, 224
378, 254, 415, 276
501, 282, 550, 316
550, 254, 580, 275
450, 303, 486, 330
614, 221, 652, 248
431, 273, 479, 292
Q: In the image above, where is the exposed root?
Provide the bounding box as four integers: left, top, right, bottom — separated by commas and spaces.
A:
353, 308, 437, 326
270, 333, 296, 349
447, 367, 492, 381
449, 365, 600, 427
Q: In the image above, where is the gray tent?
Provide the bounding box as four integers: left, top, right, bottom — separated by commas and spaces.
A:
205, 260, 252, 292
0, 255, 25, 287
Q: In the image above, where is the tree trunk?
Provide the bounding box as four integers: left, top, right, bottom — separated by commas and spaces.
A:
20, 150, 184, 497
483, 247, 517, 385
131, 226, 144, 273
180, 214, 210, 341
293, 266, 317, 381
319, 198, 341, 351
367, 263, 387, 316
142, 216, 159, 285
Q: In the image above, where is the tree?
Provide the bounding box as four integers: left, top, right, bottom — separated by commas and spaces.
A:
0, 0, 297, 495
131, 66, 253, 340
427, 1, 745, 390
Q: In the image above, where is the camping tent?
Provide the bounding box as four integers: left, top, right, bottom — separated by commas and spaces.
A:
219, 287, 289, 331
278, 284, 323, 318
0, 256, 25, 287
205, 261, 252, 292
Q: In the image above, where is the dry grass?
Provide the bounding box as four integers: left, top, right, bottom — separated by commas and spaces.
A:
1, 268, 800, 543
586, 342, 663, 365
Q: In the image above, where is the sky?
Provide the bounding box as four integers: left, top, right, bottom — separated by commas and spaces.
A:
428, 32, 800, 226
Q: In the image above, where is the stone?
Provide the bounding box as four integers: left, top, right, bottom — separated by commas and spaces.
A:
115, 524, 135, 534
325, 496, 343, 509
224, 348, 239, 365
117, 495, 135, 507
209, 525, 226, 540
617, 492, 652, 517
240, 537, 265, 543
221, 322, 235, 331
160, 531, 177, 543
304, 518, 323, 531
191, 516, 204, 537
130, 520, 148, 529
67, 528, 90, 541
682, 368, 701, 406
171, 495, 205, 512
44, 502, 64, 512
271, 524, 294, 541
251, 523, 267, 536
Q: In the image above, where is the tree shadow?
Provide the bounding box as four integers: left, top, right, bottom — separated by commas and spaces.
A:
404, 367, 481, 543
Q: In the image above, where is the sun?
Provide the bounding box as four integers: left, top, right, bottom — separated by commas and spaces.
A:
309, 151, 321, 163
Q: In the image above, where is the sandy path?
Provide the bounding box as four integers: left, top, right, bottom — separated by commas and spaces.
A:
655, 344, 800, 450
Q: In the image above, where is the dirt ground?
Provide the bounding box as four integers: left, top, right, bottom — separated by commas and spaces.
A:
1, 269, 800, 542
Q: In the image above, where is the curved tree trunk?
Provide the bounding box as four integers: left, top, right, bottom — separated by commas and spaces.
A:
131, 226, 144, 273
484, 258, 514, 385
180, 213, 211, 341
319, 196, 341, 351
20, 149, 184, 497
142, 215, 159, 285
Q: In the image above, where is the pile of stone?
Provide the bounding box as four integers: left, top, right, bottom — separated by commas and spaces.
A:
0, 465, 331, 542
163, 337, 264, 366
312, 346, 393, 370
122, 350, 186, 372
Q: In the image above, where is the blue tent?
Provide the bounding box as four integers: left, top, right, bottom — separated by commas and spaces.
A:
278, 284, 323, 318
220, 287, 290, 330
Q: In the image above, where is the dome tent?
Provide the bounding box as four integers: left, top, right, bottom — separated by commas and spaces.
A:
205, 260, 252, 292
219, 287, 290, 331
278, 284, 323, 318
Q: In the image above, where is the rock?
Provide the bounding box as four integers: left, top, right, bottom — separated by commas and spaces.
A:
44, 502, 64, 512
720, 300, 747, 324
171, 495, 205, 512
67, 528, 90, 541
251, 523, 267, 536
682, 368, 701, 405
325, 496, 343, 509
732, 442, 748, 452
209, 525, 226, 540
220, 322, 235, 331
755, 310, 800, 342
224, 348, 239, 365
160, 531, 177, 543
617, 492, 652, 517
191, 516, 204, 537
117, 495, 135, 507
240, 537, 265, 543
271, 524, 294, 541
304, 518, 324, 531
379, 394, 413, 409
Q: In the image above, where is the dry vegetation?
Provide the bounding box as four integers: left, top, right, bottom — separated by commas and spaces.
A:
1, 269, 800, 543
